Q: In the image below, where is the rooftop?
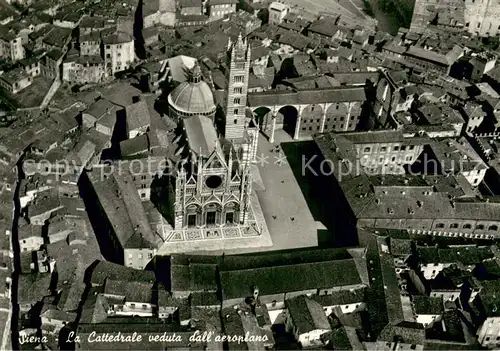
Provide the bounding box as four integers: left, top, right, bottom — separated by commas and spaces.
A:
87, 166, 160, 249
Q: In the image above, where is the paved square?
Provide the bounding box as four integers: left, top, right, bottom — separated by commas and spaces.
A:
190, 131, 320, 255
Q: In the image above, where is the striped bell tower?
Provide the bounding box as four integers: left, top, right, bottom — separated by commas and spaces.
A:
225, 33, 251, 141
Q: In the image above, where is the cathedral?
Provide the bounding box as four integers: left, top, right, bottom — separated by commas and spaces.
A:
165, 34, 260, 232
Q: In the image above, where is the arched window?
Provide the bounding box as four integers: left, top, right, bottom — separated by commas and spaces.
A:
488, 225, 498, 231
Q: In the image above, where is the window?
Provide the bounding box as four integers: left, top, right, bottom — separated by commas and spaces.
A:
380, 146, 387, 152
234, 109, 239, 115
409, 145, 415, 150
234, 119, 238, 124
463, 224, 472, 229
364, 147, 371, 153
233, 98, 240, 104
450, 223, 459, 229
141, 193, 146, 198
138, 253, 143, 259
489, 225, 498, 231
233, 87, 242, 94
436, 223, 444, 228
233, 75, 244, 83
142, 304, 148, 309
226, 212, 234, 224
401, 145, 406, 151
130, 303, 135, 308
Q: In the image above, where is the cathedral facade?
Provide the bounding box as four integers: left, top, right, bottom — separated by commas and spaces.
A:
165, 34, 260, 232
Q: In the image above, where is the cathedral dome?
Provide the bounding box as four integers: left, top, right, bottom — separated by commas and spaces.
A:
167, 64, 216, 116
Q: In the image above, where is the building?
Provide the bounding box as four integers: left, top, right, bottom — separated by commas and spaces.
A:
114, 157, 166, 201
167, 64, 217, 121
79, 32, 101, 57
285, 295, 332, 348
218, 249, 365, 308
0, 68, 33, 94
268, 2, 289, 26
103, 32, 135, 76
412, 296, 444, 327
165, 39, 258, 231
170, 248, 366, 310
317, 130, 426, 175
314, 132, 500, 239
428, 137, 488, 187
404, 46, 463, 75
125, 100, 151, 139
469, 54, 496, 82
208, 0, 238, 21
224, 34, 253, 144
248, 87, 367, 141
43, 49, 65, 80
40, 306, 76, 334
82, 99, 122, 137
166, 112, 255, 230
85, 165, 161, 270
476, 280, 500, 347
20, 57, 41, 77
62, 54, 106, 85
410, 0, 500, 37
374, 70, 417, 126
18, 224, 44, 252
460, 102, 486, 133
159, 0, 176, 26
0, 25, 25, 61
103, 279, 155, 317
179, 0, 203, 15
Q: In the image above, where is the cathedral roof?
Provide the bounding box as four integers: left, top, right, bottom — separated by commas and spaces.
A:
184, 115, 219, 158
167, 64, 216, 115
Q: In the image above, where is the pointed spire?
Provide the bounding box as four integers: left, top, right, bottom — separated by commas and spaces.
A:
227, 37, 233, 51
228, 144, 234, 171
237, 32, 243, 43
